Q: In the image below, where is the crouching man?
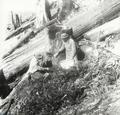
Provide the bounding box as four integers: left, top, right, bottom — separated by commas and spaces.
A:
21, 53, 52, 82
54, 26, 78, 70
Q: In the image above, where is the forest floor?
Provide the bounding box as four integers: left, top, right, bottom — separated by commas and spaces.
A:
3, 36, 120, 115
1, 0, 120, 115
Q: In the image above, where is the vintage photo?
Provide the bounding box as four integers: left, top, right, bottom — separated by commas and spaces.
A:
0, 0, 120, 114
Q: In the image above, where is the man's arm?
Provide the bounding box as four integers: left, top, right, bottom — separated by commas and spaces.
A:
54, 43, 65, 57
37, 66, 49, 71
71, 39, 77, 59
28, 56, 38, 73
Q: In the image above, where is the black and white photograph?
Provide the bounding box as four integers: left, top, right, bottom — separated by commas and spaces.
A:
0, 0, 120, 114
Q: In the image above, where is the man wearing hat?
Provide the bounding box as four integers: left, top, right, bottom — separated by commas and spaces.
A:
54, 26, 78, 70
21, 53, 52, 82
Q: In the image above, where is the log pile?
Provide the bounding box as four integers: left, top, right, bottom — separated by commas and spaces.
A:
1, 0, 120, 114
0, 18, 58, 80
66, 0, 120, 40
1, 0, 120, 80
84, 17, 120, 41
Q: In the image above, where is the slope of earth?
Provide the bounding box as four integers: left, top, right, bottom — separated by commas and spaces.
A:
1, 37, 120, 115
2, 0, 120, 115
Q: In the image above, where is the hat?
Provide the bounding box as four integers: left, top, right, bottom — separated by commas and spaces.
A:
35, 54, 43, 60
61, 33, 69, 39
61, 26, 73, 36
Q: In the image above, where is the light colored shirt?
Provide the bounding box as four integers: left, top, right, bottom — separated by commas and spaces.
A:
63, 38, 77, 60
59, 38, 78, 69
35, 0, 49, 28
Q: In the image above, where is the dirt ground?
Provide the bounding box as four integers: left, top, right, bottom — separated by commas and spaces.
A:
1, 0, 120, 115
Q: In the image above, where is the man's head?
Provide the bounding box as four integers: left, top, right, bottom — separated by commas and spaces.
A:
35, 54, 44, 62
60, 26, 73, 42
61, 32, 69, 42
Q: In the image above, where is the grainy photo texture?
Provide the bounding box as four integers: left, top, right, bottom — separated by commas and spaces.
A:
0, 0, 120, 115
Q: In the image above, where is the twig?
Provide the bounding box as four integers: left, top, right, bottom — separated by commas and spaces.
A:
75, 98, 102, 115
2, 99, 14, 115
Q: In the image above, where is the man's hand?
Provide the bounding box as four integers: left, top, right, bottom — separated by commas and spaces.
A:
54, 52, 59, 58
45, 68, 50, 71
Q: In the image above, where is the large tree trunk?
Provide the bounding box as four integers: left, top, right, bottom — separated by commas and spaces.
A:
1, 0, 120, 80
84, 16, 120, 41
0, 18, 57, 80
2, 18, 57, 59
66, 0, 120, 40
3, 30, 33, 58
1, 31, 50, 80
5, 19, 34, 40
2, 39, 47, 79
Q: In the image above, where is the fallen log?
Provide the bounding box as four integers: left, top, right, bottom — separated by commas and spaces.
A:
2, 18, 58, 59
3, 29, 33, 58
5, 19, 35, 40
1, 0, 120, 79
2, 99, 14, 115
84, 17, 120, 41
5, 17, 57, 43
66, 0, 120, 40
0, 18, 58, 80
1, 31, 50, 79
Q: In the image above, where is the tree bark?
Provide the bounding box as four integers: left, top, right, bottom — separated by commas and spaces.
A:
1, 0, 120, 79
5, 20, 34, 40
3, 30, 33, 58
1, 32, 49, 80
2, 18, 57, 58
66, 0, 120, 40
84, 17, 120, 41
0, 18, 57, 80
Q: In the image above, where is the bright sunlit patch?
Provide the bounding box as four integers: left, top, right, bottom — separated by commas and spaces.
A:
106, 40, 120, 57
60, 59, 75, 69
1, 0, 37, 13
0, 0, 37, 42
